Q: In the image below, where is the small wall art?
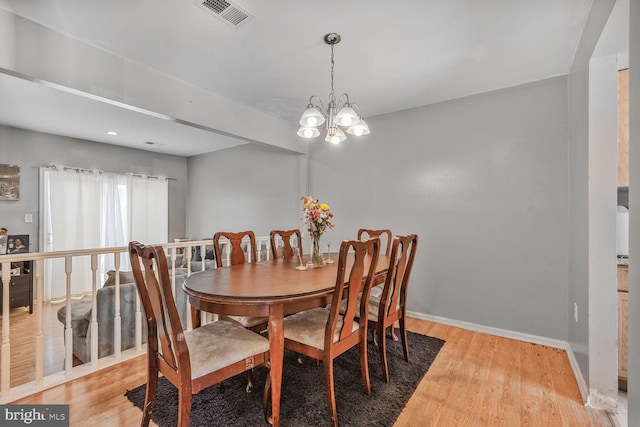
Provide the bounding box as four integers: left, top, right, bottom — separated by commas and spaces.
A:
7, 234, 29, 254
0, 164, 20, 201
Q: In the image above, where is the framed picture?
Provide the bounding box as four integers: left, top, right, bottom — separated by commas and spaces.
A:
7, 235, 29, 254
0, 164, 20, 201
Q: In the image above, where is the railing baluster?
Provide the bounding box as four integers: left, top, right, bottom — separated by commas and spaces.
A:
34, 260, 44, 385
113, 254, 121, 359
1, 261, 11, 397
64, 256, 73, 375
90, 255, 99, 365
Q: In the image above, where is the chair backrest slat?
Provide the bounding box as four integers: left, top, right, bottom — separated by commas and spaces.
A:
214, 231, 257, 267
357, 228, 392, 256
270, 229, 303, 259
381, 234, 418, 318
328, 238, 380, 345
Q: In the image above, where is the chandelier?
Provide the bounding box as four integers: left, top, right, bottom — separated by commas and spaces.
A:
297, 33, 370, 144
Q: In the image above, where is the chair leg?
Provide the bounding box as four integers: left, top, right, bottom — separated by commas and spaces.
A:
190, 306, 201, 329
391, 320, 399, 341
379, 324, 390, 383
177, 386, 193, 427
141, 372, 158, 427
399, 315, 410, 362
323, 358, 338, 427
262, 363, 272, 424
246, 369, 254, 393
360, 335, 371, 395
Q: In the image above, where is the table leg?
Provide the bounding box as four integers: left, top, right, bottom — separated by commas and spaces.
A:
268, 304, 284, 427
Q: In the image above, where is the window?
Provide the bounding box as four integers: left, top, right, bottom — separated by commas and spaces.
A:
41, 167, 168, 301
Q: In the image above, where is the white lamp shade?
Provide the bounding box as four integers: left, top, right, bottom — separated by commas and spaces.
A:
297, 126, 320, 138
299, 107, 326, 127
325, 127, 346, 144
334, 106, 359, 127
346, 118, 371, 136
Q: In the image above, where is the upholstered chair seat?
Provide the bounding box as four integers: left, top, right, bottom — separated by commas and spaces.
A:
283, 307, 359, 350
185, 320, 270, 379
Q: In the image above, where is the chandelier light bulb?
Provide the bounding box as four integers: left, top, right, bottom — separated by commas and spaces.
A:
297, 126, 320, 138
346, 118, 370, 136
299, 106, 326, 127
325, 126, 346, 144
334, 106, 359, 127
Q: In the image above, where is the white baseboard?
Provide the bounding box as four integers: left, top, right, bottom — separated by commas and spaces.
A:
408, 310, 589, 402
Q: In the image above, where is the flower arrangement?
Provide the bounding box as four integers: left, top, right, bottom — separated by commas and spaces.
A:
301, 196, 334, 267
301, 196, 334, 235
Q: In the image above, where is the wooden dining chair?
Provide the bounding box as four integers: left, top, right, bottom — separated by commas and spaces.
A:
213, 230, 258, 267
269, 229, 303, 259
357, 228, 392, 256
282, 238, 380, 427
212, 230, 268, 334
366, 234, 418, 382
128, 241, 271, 427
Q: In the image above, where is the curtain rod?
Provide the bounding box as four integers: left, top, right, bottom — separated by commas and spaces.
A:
34, 164, 176, 181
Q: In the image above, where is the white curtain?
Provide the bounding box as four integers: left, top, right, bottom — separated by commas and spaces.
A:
42, 168, 168, 301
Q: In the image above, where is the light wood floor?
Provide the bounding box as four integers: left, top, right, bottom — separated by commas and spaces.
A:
7, 312, 611, 426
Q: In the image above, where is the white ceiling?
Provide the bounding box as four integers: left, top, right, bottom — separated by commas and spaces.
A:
0, 0, 596, 157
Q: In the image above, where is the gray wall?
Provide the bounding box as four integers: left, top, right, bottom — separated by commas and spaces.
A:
187, 143, 303, 239
0, 125, 187, 251
308, 76, 570, 340
567, 0, 617, 390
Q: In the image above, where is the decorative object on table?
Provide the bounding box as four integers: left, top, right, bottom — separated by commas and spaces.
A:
301, 196, 334, 268
297, 33, 371, 144
0, 227, 8, 255
7, 234, 29, 254
0, 164, 20, 201
295, 248, 307, 271
325, 243, 334, 264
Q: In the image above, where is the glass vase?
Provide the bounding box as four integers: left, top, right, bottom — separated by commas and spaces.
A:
311, 233, 323, 268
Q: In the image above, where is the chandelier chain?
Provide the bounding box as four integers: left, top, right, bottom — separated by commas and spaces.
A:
330, 43, 335, 100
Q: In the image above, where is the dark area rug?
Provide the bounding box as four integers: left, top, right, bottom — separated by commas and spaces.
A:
125, 330, 444, 426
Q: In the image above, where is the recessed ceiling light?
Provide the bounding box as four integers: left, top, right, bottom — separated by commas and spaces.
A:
106, 131, 118, 136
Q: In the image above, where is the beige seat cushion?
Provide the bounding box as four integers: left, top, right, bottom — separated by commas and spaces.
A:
227, 315, 269, 329
184, 320, 269, 379
283, 307, 359, 350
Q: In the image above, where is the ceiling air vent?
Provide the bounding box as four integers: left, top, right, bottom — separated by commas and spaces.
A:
195, 0, 253, 29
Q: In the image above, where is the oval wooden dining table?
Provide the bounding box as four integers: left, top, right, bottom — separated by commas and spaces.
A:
183, 254, 389, 427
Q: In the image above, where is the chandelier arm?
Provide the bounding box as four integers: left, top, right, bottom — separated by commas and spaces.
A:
336, 93, 352, 109
308, 95, 327, 116
349, 102, 362, 114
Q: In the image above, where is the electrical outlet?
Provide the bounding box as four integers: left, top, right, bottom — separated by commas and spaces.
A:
24, 213, 33, 223
574, 303, 578, 322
